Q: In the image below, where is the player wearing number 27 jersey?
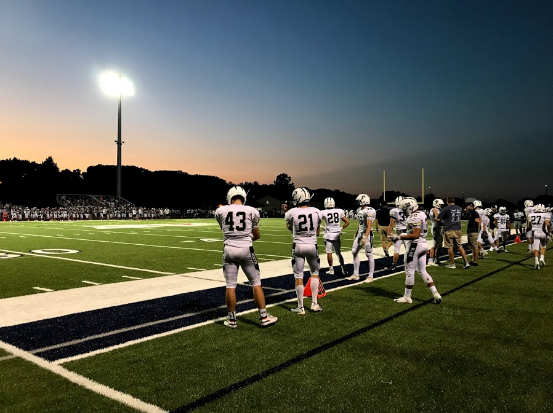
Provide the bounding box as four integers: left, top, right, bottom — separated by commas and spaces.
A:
285, 188, 323, 314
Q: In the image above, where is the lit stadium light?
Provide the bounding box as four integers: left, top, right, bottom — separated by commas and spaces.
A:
98, 71, 135, 97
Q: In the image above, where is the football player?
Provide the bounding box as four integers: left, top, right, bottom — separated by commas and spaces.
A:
494, 207, 511, 252
428, 198, 444, 266
524, 200, 535, 254
349, 194, 376, 282
215, 186, 278, 329
285, 188, 323, 314
390, 197, 442, 304
529, 204, 550, 269
320, 197, 350, 276
387, 196, 408, 270
473, 200, 488, 257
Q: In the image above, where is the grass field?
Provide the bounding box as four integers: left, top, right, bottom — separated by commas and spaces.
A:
1, 219, 551, 413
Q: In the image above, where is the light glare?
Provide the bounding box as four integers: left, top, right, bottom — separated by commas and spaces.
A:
98, 71, 135, 97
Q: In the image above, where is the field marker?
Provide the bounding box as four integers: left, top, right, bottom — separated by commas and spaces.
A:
0, 249, 175, 275
0, 340, 167, 413
186, 267, 206, 271
82, 281, 102, 286
32, 287, 55, 292
122, 276, 143, 280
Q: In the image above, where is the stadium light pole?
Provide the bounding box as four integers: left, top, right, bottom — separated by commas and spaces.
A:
98, 71, 135, 200
546, 184, 548, 196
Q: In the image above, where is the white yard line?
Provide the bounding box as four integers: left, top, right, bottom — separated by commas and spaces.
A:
0, 231, 288, 258
82, 281, 102, 286
32, 287, 55, 292
0, 249, 175, 275
122, 276, 143, 280
0, 340, 167, 413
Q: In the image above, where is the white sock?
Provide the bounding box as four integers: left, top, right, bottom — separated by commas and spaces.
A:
295, 284, 304, 308
404, 288, 412, 298
353, 254, 360, 275
540, 255, 545, 262
368, 255, 375, 277
310, 277, 319, 305
535, 257, 539, 265
429, 286, 437, 293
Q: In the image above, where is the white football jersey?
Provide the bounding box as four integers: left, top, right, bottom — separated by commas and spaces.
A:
215, 204, 259, 248
524, 206, 534, 223
285, 206, 321, 245
321, 208, 345, 240
406, 210, 428, 241
513, 211, 525, 221
494, 213, 510, 231
428, 207, 440, 224
476, 208, 486, 230
529, 212, 550, 233
356, 206, 376, 237
389, 207, 407, 230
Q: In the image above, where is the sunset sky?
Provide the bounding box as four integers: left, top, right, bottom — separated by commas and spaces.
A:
1, 0, 551, 201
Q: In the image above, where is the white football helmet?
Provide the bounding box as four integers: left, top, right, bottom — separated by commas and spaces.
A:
226, 186, 247, 204
291, 188, 311, 206
432, 199, 444, 209
395, 196, 404, 207
399, 197, 418, 216
499, 206, 507, 215
473, 200, 482, 208
356, 194, 371, 206
324, 197, 335, 209
534, 204, 545, 213
524, 200, 534, 208
484, 208, 491, 215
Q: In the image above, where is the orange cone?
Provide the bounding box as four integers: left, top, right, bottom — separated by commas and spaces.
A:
304, 277, 327, 298
514, 235, 522, 243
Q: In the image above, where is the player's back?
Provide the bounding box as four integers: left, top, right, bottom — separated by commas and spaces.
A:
390, 207, 406, 229
321, 208, 344, 234
406, 210, 428, 240
529, 212, 549, 232
286, 206, 321, 244
216, 204, 259, 247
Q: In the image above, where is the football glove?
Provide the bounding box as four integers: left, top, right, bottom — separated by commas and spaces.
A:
389, 233, 399, 241
359, 236, 366, 247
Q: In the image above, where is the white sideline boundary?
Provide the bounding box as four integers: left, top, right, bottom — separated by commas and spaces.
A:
0, 340, 167, 413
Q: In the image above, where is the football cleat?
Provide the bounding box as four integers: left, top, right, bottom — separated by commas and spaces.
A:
540, 260, 546, 268
291, 306, 306, 315
394, 296, 413, 304
347, 274, 360, 281
223, 319, 237, 329
534, 264, 540, 270
470, 261, 478, 266
260, 314, 278, 327
327, 267, 334, 275
432, 291, 442, 304
364, 276, 374, 283
383, 248, 389, 258
464, 263, 471, 269
310, 303, 323, 312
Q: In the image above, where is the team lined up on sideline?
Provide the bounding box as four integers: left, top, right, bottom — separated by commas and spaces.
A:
214, 185, 551, 329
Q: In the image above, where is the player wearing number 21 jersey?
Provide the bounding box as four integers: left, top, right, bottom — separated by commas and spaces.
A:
285, 188, 323, 314
215, 186, 277, 329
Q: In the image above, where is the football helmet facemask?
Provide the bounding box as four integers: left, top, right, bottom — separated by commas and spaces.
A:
399, 197, 418, 216
356, 194, 371, 207
226, 186, 247, 205
499, 207, 507, 215
432, 199, 444, 209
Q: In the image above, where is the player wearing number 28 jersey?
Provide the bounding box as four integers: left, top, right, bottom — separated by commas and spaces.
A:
320, 197, 349, 276
285, 188, 323, 314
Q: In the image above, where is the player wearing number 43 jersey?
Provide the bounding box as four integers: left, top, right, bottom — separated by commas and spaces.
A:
285, 188, 323, 314
390, 197, 442, 304
215, 186, 278, 329
320, 197, 349, 276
